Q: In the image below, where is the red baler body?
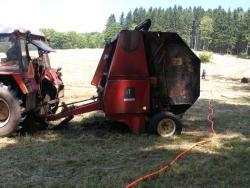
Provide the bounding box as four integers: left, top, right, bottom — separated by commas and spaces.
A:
48, 28, 200, 133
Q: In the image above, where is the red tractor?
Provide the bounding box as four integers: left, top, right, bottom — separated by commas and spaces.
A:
0, 27, 64, 137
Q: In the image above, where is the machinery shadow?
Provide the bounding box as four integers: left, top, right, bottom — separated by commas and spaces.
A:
17, 94, 250, 138
1, 73, 250, 186
0, 97, 249, 186
0, 97, 249, 187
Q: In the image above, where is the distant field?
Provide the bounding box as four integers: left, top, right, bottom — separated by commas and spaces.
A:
0, 49, 249, 187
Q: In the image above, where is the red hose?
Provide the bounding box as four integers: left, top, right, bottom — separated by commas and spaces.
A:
208, 100, 216, 135
126, 99, 216, 188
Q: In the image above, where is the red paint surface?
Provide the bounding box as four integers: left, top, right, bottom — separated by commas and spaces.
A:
103, 80, 149, 114
44, 69, 63, 86
102, 31, 150, 133
109, 31, 148, 78
91, 44, 112, 86
47, 100, 101, 121
107, 114, 146, 134
12, 74, 29, 94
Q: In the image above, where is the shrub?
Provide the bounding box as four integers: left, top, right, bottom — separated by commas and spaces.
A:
238, 52, 249, 59
199, 52, 212, 63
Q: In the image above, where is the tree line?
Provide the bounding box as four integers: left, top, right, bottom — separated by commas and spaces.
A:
41, 6, 250, 55
40, 29, 104, 49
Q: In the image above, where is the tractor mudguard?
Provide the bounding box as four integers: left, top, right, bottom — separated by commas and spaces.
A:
0, 73, 39, 95
0, 73, 29, 94
12, 74, 29, 94
43, 69, 63, 86
12, 74, 39, 94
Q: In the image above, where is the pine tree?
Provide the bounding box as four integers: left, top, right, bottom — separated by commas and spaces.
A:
106, 14, 116, 29
193, 6, 205, 21
138, 7, 147, 23
133, 8, 140, 24
200, 16, 214, 50
104, 22, 121, 43
155, 8, 165, 31
105, 14, 121, 43
124, 10, 133, 29
233, 8, 244, 54
119, 12, 125, 28
43, 6, 250, 53
244, 9, 250, 54
163, 8, 172, 31
225, 9, 236, 53
211, 7, 229, 53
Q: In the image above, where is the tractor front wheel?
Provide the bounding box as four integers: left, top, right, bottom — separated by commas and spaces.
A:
0, 83, 23, 137
149, 112, 182, 137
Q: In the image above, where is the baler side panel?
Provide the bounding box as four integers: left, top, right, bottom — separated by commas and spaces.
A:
144, 32, 200, 115
103, 30, 150, 115
108, 31, 148, 78
104, 80, 150, 114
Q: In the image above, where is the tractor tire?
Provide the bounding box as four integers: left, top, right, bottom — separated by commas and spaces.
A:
0, 83, 24, 137
149, 112, 182, 137
41, 78, 59, 114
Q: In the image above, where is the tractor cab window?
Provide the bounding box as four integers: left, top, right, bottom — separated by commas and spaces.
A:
21, 40, 51, 71
30, 40, 54, 69
20, 40, 29, 71
0, 36, 19, 71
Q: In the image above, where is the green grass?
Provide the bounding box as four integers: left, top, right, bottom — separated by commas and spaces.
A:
0, 80, 250, 187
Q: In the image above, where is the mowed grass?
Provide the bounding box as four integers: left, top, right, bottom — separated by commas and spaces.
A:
0, 49, 250, 187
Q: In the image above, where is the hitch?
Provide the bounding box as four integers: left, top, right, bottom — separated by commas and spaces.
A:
49, 102, 75, 129
46, 99, 101, 122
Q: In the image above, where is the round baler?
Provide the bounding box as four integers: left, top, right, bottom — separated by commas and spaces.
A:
47, 19, 200, 137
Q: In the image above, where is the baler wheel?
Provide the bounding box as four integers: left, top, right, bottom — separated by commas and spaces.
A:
149, 112, 182, 137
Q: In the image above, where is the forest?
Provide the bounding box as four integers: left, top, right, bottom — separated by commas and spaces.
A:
41, 6, 250, 56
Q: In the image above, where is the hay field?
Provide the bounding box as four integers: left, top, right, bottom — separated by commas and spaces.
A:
0, 49, 249, 187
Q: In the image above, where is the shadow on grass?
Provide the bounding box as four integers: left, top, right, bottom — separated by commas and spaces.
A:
183, 98, 250, 136
231, 84, 250, 93
0, 116, 249, 187
208, 75, 244, 83
0, 79, 250, 187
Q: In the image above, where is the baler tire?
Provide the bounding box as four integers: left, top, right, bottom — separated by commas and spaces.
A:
0, 83, 24, 137
149, 112, 182, 137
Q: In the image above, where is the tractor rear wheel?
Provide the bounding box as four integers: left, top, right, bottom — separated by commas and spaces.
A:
0, 83, 23, 137
149, 112, 182, 137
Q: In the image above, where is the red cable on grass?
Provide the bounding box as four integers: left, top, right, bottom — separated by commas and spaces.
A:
126, 99, 216, 188
208, 100, 216, 135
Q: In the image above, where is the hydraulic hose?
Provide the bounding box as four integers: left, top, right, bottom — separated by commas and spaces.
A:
126, 99, 216, 188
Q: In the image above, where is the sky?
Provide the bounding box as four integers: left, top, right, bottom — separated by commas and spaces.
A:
0, 0, 249, 33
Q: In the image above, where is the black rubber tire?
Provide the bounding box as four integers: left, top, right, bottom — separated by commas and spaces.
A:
149, 112, 182, 137
41, 78, 58, 114
0, 83, 23, 137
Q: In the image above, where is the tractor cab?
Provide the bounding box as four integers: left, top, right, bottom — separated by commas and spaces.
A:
0, 28, 54, 73
0, 27, 64, 137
